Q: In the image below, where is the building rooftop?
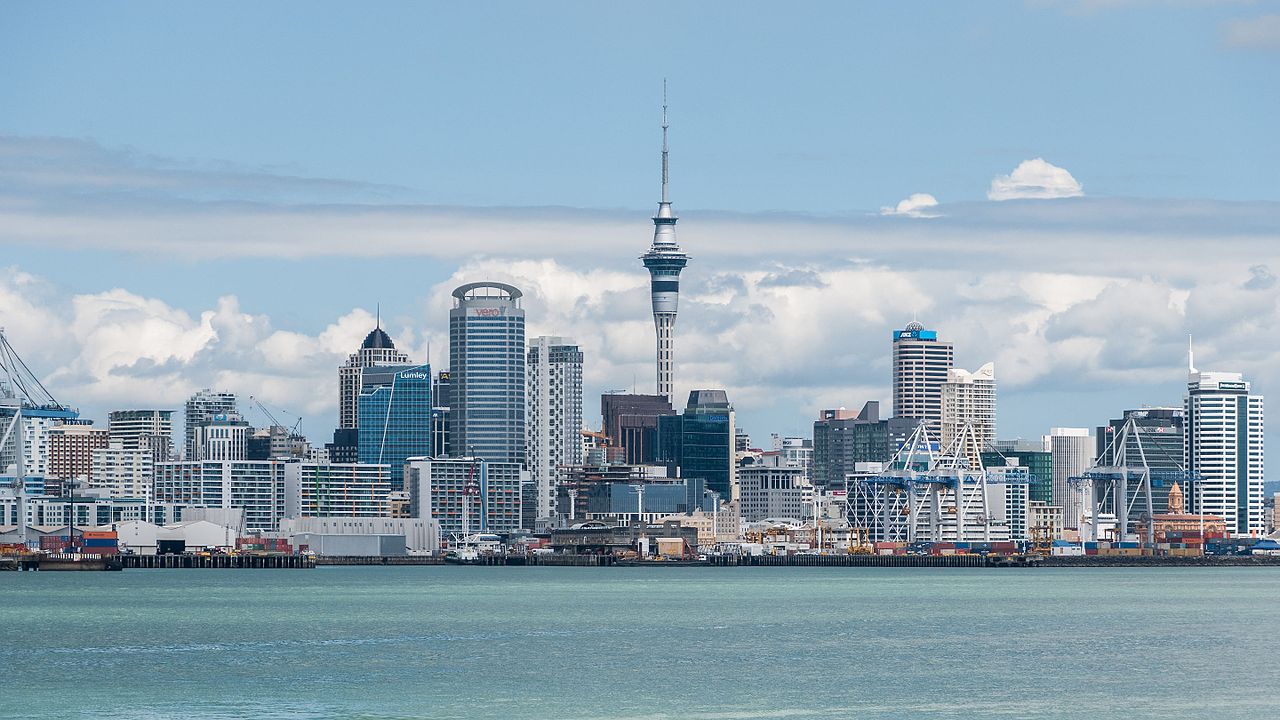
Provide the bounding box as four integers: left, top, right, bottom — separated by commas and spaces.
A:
361, 326, 396, 350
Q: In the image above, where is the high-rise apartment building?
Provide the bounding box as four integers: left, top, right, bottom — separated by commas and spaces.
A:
1049, 427, 1093, 526
193, 415, 250, 462
183, 389, 238, 460
449, 282, 526, 465
891, 321, 954, 439
601, 393, 675, 465
812, 402, 919, 487
357, 364, 432, 490
338, 320, 410, 431
527, 337, 584, 522
640, 91, 689, 402
405, 457, 527, 537
90, 441, 154, 500
940, 363, 996, 469
1185, 361, 1264, 536
108, 409, 175, 461
48, 424, 109, 484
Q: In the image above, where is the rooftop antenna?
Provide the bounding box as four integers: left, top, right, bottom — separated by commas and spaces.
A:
661, 78, 669, 204
1188, 333, 1196, 374
376, 302, 381, 330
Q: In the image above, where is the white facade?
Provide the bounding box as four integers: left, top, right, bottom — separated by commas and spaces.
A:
941, 362, 996, 469
195, 421, 249, 462
90, 442, 154, 500
108, 410, 175, 461
154, 461, 288, 533
891, 323, 954, 439
279, 516, 440, 554
738, 464, 809, 523
1049, 427, 1093, 529
526, 336, 584, 522
1185, 368, 1265, 536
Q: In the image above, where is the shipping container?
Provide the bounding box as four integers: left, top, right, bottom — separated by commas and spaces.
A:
82, 531, 117, 540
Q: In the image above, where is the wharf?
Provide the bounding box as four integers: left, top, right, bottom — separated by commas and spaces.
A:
316, 555, 444, 566
1, 553, 123, 571
1042, 554, 1280, 568
121, 554, 314, 569
708, 553, 1039, 568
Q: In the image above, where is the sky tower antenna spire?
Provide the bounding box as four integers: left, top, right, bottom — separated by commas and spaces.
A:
661, 78, 669, 204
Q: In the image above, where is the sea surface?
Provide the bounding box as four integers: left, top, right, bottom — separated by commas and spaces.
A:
1, 566, 1277, 719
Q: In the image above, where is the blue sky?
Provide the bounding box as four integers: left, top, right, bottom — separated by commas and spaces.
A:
2, 2, 1279, 450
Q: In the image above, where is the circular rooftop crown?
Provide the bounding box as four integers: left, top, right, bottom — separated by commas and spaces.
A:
361, 327, 395, 350
452, 281, 523, 302
904, 320, 925, 332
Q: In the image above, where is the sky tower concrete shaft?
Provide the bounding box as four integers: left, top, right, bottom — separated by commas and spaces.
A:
640, 84, 689, 402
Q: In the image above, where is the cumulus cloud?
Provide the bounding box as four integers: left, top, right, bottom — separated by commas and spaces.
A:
880, 193, 940, 218
1222, 15, 1280, 51
988, 158, 1084, 201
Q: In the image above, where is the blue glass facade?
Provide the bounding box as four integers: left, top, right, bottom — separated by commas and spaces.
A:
357, 363, 432, 490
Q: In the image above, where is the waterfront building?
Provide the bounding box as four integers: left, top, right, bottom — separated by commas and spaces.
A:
90, 441, 154, 500
891, 321, 954, 439
338, 319, 410, 431
983, 438, 1052, 505
527, 336, 584, 522
657, 390, 736, 501
640, 91, 689, 403
812, 402, 919, 488
601, 393, 675, 464
1184, 360, 1265, 536
107, 409, 175, 462
448, 282, 526, 465
278, 516, 440, 554
738, 462, 809, 523
154, 460, 288, 533
288, 462, 394, 518
775, 436, 814, 483
48, 424, 109, 485
405, 457, 526, 537
940, 363, 996, 469
183, 390, 238, 460
1134, 481, 1226, 541
356, 364, 432, 490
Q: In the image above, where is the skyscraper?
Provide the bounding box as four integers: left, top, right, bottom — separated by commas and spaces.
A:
640, 88, 689, 402
183, 389, 238, 460
656, 390, 736, 501
940, 363, 996, 469
527, 337, 584, 522
891, 321, 954, 439
1185, 356, 1264, 536
339, 318, 410, 431
357, 363, 432, 490
449, 282, 526, 464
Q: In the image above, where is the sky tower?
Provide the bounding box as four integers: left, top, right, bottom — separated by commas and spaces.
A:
641, 83, 689, 402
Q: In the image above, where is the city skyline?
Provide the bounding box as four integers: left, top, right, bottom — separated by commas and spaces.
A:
2, 3, 1279, 451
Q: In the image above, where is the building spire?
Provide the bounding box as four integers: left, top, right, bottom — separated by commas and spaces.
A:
376, 302, 381, 330
661, 78, 669, 204
1188, 333, 1196, 374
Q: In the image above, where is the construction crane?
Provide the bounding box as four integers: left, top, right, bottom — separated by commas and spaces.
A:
247, 395, 304, 435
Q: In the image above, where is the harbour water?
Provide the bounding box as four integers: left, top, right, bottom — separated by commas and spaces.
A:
1, 566, 1276, 719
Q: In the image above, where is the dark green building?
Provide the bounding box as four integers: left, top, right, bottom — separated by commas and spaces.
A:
982, 439, 1053, 505
657, 390, 735, 500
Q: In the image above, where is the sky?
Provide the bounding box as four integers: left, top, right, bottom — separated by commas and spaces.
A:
1, 1, 1279, 453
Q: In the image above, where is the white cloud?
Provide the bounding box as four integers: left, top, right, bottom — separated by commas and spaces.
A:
880, 193, 940, 218
1222, 15, 1280, 51
988, 158, 1084, 201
